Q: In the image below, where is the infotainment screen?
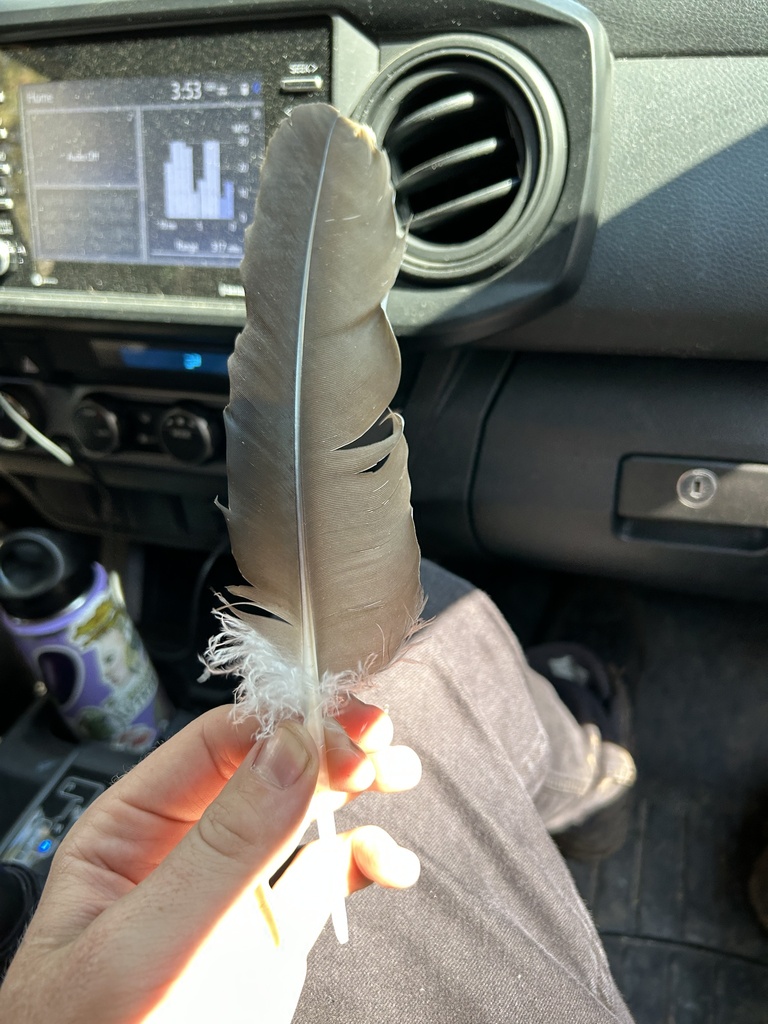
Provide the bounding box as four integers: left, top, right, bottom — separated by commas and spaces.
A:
0, 20, 331, 313
20, 77, 265, 268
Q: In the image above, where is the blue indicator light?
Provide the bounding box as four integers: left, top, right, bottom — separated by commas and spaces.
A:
252, 82, 262, 95
38, 839, 52, 854
119, 346, 229, 376
183, 352, 203, 371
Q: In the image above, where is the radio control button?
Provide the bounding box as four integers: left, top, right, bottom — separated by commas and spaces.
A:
0, 237, 22, 274
0, 198, 13, 211
72, 399, 121, 456
0, 239, 11, 277
159, 406, 220, 465
0, 165, 10, 178
0, 128, 7, 141
0, 239, 22, 276
280, 74, 324, 94
131, 406, 160, 449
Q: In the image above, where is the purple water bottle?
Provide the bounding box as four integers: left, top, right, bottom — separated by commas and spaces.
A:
0, 530, 171, 753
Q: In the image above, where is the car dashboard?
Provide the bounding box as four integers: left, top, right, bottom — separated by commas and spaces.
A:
0, 0, 765, 603
1, 0, 768, 989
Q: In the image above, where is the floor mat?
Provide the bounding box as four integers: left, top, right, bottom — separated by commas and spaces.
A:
560, 586, 768, 1022
602, 935, 768, 1024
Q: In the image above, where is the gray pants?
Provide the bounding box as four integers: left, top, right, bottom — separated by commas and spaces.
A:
295, 561, 636, 1023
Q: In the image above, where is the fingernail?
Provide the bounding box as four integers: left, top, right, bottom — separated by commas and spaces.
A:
251, 723, 311, 789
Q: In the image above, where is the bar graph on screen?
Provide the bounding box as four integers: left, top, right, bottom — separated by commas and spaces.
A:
163, 141, 236, 221
142, 83, 264, 263
20, 75, 265, 266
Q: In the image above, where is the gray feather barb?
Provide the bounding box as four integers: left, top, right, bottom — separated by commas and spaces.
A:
206, 104, 423, 736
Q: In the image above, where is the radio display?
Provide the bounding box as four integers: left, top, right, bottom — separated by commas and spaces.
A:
0, 20, 331, 307
20, 77, 265, 268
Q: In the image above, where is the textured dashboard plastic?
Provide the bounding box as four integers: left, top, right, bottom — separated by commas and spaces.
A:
585, 0, 768, 58
505, 56, 768, 360
4, 0, 768, 60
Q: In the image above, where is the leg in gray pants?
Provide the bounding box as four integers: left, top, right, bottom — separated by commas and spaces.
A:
294, 560, 636, 1024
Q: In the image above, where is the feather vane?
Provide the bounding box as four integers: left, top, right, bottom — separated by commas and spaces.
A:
210, 103, 423, 733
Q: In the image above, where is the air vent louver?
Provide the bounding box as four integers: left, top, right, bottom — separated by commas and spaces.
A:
359, 39, 567, 283
387, 78, 533, 246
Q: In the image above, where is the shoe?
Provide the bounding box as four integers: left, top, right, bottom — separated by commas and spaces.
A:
526, 641, 635, 862
538, 578, 644, 700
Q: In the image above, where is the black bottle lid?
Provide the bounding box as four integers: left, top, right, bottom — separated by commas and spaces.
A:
0, 529, 95, 620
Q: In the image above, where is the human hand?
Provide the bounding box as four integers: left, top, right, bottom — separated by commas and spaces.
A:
0, 700, 421, 1024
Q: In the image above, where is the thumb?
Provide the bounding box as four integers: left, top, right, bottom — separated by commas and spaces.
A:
101, 721, 318, 984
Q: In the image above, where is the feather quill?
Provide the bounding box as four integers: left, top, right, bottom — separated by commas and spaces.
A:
205, 103, 423, 938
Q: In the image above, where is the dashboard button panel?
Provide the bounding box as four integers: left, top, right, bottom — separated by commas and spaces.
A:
58, 389, 226, 467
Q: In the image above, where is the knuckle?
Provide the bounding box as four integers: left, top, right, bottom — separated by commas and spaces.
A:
195, 799, 257, 865
200, 709, 240, 780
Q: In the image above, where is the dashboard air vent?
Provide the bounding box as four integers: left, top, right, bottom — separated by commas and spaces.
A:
386, 75, 533, 246
358, 38, 567, 283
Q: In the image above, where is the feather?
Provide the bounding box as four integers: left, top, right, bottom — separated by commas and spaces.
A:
206, 103, 423, 943
207, 102, 423, 754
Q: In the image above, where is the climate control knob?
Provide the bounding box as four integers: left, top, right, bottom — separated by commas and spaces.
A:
72, 398, 121, 456
0, 238, 24, 279
159, 406, 220, 465
0, 236, 11, 276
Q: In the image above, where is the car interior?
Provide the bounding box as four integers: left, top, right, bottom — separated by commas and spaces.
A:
1, 0, 768, 1018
